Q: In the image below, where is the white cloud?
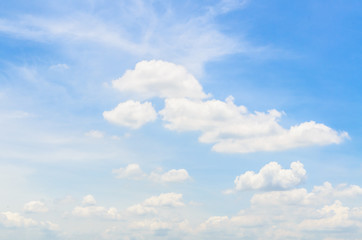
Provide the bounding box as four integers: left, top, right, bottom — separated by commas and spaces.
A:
23, 201, 48, 213
250, 182, 362, 206
112, 60, 208, 100
82, 194, 96, 206
0, 212, 58, 231
72, 206, 120, 220
103, 100, 157, 129
112, 164, 146, 180
150, 169, 191, 183
233, 161, 306, 191
113, 164, 191, 183
160, 97, 348, 153
126, 204, 157, 215
143, 193, 185, 207
299, 200, 362, 231
85, 130, 104, 138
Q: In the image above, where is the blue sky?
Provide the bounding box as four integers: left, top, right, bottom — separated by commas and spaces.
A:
0, 0, 362, 239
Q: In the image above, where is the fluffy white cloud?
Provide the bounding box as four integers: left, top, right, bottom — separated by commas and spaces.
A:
112, 60, 208, 100
112, 164, 146, 180
82, 194, 96, 206
72, 206, 120, 220
160, 97, 348, 153
299, 200, 362, 231
143, 193, 185, 207
251, 182, 362, 206
84, 130, 104, 138
126, 204, 157, 215
103, 100, 157, 129
0, 212, 58, 230
150, 169, 191, 183
113, 164, 191, 183
233, 161, 306, 191
23, 201, 48, 213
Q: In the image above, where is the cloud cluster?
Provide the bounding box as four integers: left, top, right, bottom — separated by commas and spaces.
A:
72, 195, 120, 220
105, 60, 348, 153
0, 211, 58, 231
233, 161, 306, 191
112, 163, 191, 183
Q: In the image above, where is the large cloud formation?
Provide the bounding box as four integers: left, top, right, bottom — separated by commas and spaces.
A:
105, 60, 348, 153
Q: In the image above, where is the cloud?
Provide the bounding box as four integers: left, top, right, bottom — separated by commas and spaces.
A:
126, 204, 157, 215
198, 181, 362, 240
233, 161, 306, 191
150, 169, 191, 183
112, 60, 208, 100
82, 194, 96, 206
250, 182, 362, 206
112, 164, 146, 180
113, 164, 191, 183
72, 195, 120, 220
72, 206, 120, 220
143, 193, 185, 207
0, 212, 58, 231
84, 130, 104, 138
23, 201, 48, 213
160, 97, 348, 153
299, 200, 362, 231
103, 100, 157, 129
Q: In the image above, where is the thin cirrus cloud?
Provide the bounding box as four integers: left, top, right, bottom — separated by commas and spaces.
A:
231, 161, 307, 191
106, 60, 348, 153
112, 163, 191, 183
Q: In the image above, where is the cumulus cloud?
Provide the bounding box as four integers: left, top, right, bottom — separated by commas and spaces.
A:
0, 212, 58, 230
150, 169, 191, 183
113, 164, 191, 183
72, 206, 120, 220
127, 204, 157, 215
143, 193, 185, 208
198, 181, 362, 240
72, 195, 120, 220
299, 200, 362, 231
103, 100, 157, 129
250, 182, 362, 206
112, 60, 208, 100
112, 164, 146, 180
160, 97, 348, 153
82, 194, 96, 205
233, 161, 306, 191
23, 201, 48, 213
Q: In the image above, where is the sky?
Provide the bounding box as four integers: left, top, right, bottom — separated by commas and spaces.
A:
0, 0, 362, 239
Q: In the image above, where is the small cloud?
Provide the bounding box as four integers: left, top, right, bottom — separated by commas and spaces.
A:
112, 164, 146, 180
24, 201, 48, 213
85, 130, 104, 138
49, 63, 69, 71
82, 194, 96, 206
150, 169, 191, 183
